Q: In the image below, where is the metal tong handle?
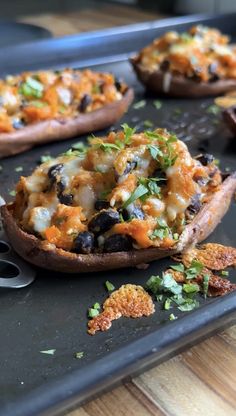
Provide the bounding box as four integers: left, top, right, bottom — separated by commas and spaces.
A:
0, 201, 36, 288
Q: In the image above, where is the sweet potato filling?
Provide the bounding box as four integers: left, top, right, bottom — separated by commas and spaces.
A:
134, 25, 236, 83
12, 127, 222, 254
0, 68, 128, 132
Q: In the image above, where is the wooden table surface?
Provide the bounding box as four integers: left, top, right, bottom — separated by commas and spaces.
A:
19, 4, 236, 415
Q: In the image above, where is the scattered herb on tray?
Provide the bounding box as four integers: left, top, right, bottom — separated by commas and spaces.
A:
133, 100, 146, 109
40, 349, 56, 355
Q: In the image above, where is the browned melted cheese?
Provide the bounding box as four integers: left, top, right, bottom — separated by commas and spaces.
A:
180, 243, 236, 270
87, 284, 155, 335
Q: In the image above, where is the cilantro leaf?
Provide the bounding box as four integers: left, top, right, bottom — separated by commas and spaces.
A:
133, 100, 146, 109
170, 263, 185, 273
153, 100, 162, 110
123, 184, 149, 208
105, 281, 115, 292
121, 123, 136, 145
185, 260, 203, 280
183, 283, 200, 294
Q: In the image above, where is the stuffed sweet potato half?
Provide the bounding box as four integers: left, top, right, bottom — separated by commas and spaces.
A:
0, 68, 133, 158
2, 126, 236, 273
131, 25, 236, 97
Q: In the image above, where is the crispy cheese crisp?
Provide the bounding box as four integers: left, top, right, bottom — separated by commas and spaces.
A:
181, 243, 236, 270
88, 284, 155, 335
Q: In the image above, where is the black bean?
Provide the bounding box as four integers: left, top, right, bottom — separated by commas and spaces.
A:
58, 193, 73, 206
160, 59, 170, 72
115, 159, 138, 180
187, 193, 201, 215
103, 234, 133, 253
196, 153, 214, 166
114, 78, 122, 91
48, 164, 64, 180
94, 200, 110, 211
208, 62, 220, 82
12, 119, 25, 129
123, 160, 138, 175
189, 68, 202, 83
79, 94, 91, 112
193, 175, 209, 187
57, 177, 67, 194
120, 205, 145, 221
88, 209, 120, 234
74, 231, 95, 254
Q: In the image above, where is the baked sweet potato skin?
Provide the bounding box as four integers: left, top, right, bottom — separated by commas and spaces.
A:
131, 58, 236, 98
223, 106, 236, 135
0, 88, 134, 158
1, 173, 236, 273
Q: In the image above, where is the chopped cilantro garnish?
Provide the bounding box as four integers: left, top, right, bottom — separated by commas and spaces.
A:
9, 190, 16, 197
143, 120, 154, 128
146, 270, 200, 314
88, 302, 100, 318
169, 313, 178, 321
19, 77, 44, 98
207, 104, 220, 115
133, 100, 146, 109
75, 351, 84, 359
122, 184, 149, 208
177, 298, 199, 312
202, 274, 210, 298
88, 308, 99, 318
105, 280, 115, 292
150, 218, 171, 241
98, 142, 121, 153
173, 233, 179, 240
170, 263, 185, 273
153, 100, 162, 110
62, 148, 86, 157
147, 144, 163, 159
40, 349, 56, 355
146, 132, 177, 170
221, 270, 229, 276
72, 141, 87, 153
15, 166, 23, 172
164, 298, 172, 310
40, 155, 53, 163
121, 123, 136, 145
183, 283, 200, 294
185, 260, 203, 280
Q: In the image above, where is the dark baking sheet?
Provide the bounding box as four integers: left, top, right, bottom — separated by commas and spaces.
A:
0, 22, 52, 47
0, 13, 236, 416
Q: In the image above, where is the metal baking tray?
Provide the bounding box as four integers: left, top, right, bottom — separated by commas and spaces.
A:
0, 13, 236, 416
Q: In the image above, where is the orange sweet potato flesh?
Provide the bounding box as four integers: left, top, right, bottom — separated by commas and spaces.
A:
131, 57, 236, 98
0, 88, 134, 158
1, 172, 236, 273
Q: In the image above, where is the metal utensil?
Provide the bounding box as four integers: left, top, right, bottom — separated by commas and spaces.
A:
0, 202, 36, 288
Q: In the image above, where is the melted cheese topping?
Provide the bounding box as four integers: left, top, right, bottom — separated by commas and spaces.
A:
135, 25, 236, 83
13, 128, 221, 252
0, 68, 128, 133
